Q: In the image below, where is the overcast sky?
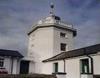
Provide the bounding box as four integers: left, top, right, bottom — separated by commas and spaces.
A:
0, 0, 100, 56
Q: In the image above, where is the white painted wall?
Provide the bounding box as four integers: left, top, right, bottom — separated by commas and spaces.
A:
28, 27, 54, 73
4, 57, 12, 74
44, 56, 93, 78
53, 27, 74, 55
3, 57, 21, 74
28, 27, 54, 60
92, 54, 100, 75
41, 58, 80, 78
42, 60, 65, 74
12, 58, 18, 74
66, 58, 80, 78
42, 62, 53, 74
29, 62, 35, 73
28, 25, 74, 74
16, 59, 21, 74
62, 54, 100, 78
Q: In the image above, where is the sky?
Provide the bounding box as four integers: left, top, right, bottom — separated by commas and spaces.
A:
0, 0, 100, 56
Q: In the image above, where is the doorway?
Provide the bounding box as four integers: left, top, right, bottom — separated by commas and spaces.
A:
20, 60, 29, 74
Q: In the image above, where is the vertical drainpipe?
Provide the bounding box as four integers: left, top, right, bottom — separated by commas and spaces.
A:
11, 57, 14, 74
84, 48, 94, 74
63, 59, 66, 73
87, 55, 94, 74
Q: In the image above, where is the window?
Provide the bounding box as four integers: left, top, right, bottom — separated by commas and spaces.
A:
0, 59, 4, 67
61, 43, 66, 51
53, 62, 58, 72
60, 32, 68, 38
80, 59, 89, 74
60, 32, 66, 37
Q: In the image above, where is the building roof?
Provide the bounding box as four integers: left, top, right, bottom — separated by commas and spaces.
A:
28, 24, 77, 36
28, 5, 77, 36
0, 49, 23, 58
43, 44, 100, 62
28, 3, 77, 36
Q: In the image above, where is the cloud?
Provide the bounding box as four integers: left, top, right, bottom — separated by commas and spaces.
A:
74, 19, 100, 49
0, 0, 100, 56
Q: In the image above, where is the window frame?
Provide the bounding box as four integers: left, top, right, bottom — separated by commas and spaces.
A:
53, 62, 58, 73
80, 58, 91, 74
0, 58, 4, 67
60, 43, 67, 51
60, 32, 67, 38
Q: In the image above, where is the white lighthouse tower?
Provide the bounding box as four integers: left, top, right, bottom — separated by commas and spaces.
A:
27, 4, 76, 74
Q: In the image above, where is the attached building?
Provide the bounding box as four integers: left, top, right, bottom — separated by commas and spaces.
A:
43, 44, 100, 78
0, 49, 23, 74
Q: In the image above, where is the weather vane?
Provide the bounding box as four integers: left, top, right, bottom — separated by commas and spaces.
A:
50, 2, 54, 16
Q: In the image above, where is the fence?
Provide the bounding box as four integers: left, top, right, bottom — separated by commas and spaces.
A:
0, 74, 57, 78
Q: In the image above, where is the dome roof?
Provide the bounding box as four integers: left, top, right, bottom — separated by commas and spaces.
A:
28, 3, 77, 37
37, 15, 61, 25
37, 3, 61, 25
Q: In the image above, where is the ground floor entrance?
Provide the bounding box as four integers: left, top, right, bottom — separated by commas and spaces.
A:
20, 60, 29, 74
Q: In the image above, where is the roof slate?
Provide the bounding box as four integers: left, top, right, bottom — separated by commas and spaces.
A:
43, 44, 100, 62
0, 49, 23, 58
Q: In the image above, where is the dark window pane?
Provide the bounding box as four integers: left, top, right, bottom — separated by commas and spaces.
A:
54, 63, 58, 72
61, 43, 66, 51
60, 33, 66, 37
0, 59, 4, 67
81, 59, 89, 74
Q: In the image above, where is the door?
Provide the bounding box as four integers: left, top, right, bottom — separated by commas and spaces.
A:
20, 60, 29, 74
